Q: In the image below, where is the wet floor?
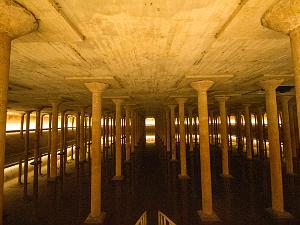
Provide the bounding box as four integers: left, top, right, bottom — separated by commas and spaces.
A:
3, 143, 300, 225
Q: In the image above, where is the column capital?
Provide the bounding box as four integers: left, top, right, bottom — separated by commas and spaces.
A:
257, 79, 283, 91
215, 96, 229, 103
0, 1, 38, 39
112, 98, 124, 105
262, 0, 300, 35
85, 82, 108, 93
280, 94, 293, 103
175, 97, 188, 104
49, 99, 61, 107
168, 104, 177, 110
191, 80, 214, 92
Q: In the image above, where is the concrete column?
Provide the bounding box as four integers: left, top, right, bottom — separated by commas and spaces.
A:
257, 108, 265, 159
59, 110, 65, 178
80, 108, 85, 162
280, 95, 294, 175
125, 106, 131, 162
63, 113, 68, 173
165, 108, 171, 153
112, 99, 124, 181
75, 112, 80, 166
50, 101, 60, 181
168, 104, 177, 161
105, 116, 110, 148
47, 113, 52, 179
175, 98, 189, 179
33, 109, 41, 199
215, 96, 231, 177
188, 108, 194, 152
85, 82, 107, 223
257, 79, 290, 216
191, 81, 219, 221
20, 113, 25, 138
289, 102, 297, 158
244, 104, 252, 160
24, 111, 31, 198
131, 110, 135, 153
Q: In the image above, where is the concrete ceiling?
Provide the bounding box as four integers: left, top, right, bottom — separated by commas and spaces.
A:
6, 0, 295, 115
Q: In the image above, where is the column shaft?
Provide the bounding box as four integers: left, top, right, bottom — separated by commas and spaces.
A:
125, 107, 131, 161
169, 105, 176, 160
50, 103, 59, 179
244, 105, 252, 159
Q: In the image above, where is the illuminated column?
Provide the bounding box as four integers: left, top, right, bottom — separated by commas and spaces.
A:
20, 113, 25, 138
112, 99, 124, 180
280, 95, 294, 174
215, 96, 231, 177
0, 4, 37, 223
33, 108, 41, 199
75, 112, 80, 166
105, 116, 110, 148
40, 114, 44, 136
47, 113, 52, 179
191, 81, 219, 221
85, 82, 107, 223
257, 79, 292, 216
165, 108, 171, 154
59, 110, 65, 178
175, 98, 189, 179
168, 104, 177, 161
79, 108, 86, 162
262, 2, 300, 158
24, 111, 31, 198
131, 110, 135, 153
244, 104, 252, 160
257, 108, 265, 159
188, 108, 194, 152
125, 106, 131, 162
289, 102, 297, 158
49, 101, 60, 181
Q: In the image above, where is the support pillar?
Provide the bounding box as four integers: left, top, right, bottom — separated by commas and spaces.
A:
49, 101, 60, 181
131, 110, 135, 153
215, 96, 232, 178
85, 82, 107, 223
20, 113, 25, 138
289, 102, 297, 158
125, 106, 131, 162
112, 99, 124, 181
257, 108, 265, 159
188, 108, 194, 152
24, 111, 31, 198
47, 113, 52, 179
257, 79, 292, 217
80, 108, 86, 162
191, 80, 219, 221
175, 98, 189, 179
280, 95, 294, 175
244, 104, 252, 160
165, 108, 171, 154
33, 108, 41, 199
168, 104, 177, 161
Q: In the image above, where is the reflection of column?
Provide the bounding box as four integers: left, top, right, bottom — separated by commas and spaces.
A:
175, 98, 189, 179
244, 104, 252, 160
112, 99, 124, 181
280, 95, 294, 174
216, 96, 231, 177
257, 79, 292, 217
85, 82, 107, 223
168, 104, 177, 161
50, 101, 60, 181
192, 81, 219, 221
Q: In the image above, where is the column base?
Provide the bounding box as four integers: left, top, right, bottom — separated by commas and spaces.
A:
84, 212, 106, 224
178, 174, 190, 180
220, 174, 233, 179
169, 159, 178, 163
197, 210, 220, 222
265, 208, 293, 219
112, 175, 124, 181
47, 177, 56, 183
124, 160, 132, 164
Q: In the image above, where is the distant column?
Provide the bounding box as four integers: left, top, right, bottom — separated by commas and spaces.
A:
215, 96, 231, 177
244, 104, 252, 160
175, 98, 189, 179
125, 106, 131, 162
112, 99, 124, 181
280, 95, 294, 174
168, 104, 177, 161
